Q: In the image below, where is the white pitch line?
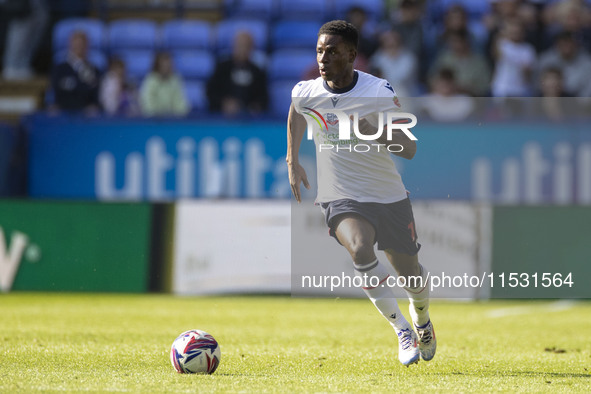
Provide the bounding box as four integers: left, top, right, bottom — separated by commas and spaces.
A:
487, 300, 577, 318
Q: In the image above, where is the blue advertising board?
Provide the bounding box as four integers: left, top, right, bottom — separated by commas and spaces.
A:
398, 121, 590, 204
25, 114, 591, 204
26, 115, 291, 200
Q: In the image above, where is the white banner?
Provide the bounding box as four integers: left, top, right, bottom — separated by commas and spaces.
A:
172, 200, 491, 299
172, 200, 291, 295
291, 201, 492, 299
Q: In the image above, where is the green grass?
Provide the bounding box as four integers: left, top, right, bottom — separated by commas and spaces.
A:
0, 294, 589, 393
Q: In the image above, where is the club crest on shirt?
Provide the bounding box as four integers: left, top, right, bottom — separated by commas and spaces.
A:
326, 113, 339, 126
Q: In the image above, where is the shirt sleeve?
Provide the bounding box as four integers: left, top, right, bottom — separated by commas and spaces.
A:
375, 79, 402, 113
291, 81, 306, 115
363, 79, 403, 128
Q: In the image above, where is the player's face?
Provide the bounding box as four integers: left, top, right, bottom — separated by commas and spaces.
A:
316, 34, 356, 84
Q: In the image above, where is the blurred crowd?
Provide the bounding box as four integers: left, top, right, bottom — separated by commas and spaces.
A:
1, 0, 590, 121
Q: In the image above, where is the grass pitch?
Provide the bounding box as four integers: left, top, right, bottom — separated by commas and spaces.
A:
0, 294, 589, 393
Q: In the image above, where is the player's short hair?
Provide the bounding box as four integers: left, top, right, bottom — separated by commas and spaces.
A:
318, 20, 359, 50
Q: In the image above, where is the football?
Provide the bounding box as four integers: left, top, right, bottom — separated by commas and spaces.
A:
170, 329, 221, 374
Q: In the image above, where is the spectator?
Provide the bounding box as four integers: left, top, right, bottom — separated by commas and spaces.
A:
206, 31, 268, 117
538, 31, 591, 97
1, 0, 49, 80
346, 6, 378, 60
491, 19, 536, 97
370, 29, 418, 97
99, 57, 139, 117
139, 52, 190, 117
483, 0, 520, 64
539, 67, 568, 98
429, 29, 491, 97
543, 0, 591, 49
390, 0, 425, 76
437, 4, 470, 50
484, 0, 521, 38
516, 0, 547, 52
535, 67, 582, 121
419, 68, 475, 122
485, 1, 548, 53
49, 30, 100, 114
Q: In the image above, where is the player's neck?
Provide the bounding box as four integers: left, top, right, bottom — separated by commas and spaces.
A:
326, 70, 356, 91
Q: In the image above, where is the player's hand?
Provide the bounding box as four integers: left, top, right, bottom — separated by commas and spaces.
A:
350, 115, 376, 136
349, 115, 416, 159
287, 162, 310, 203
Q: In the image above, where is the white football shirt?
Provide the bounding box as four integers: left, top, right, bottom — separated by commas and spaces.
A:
292, 70, 409, 204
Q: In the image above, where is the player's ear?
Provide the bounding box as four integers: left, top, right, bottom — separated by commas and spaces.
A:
349, 48, 357, 63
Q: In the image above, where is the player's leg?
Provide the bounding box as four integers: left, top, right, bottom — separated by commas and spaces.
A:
384, 249, 436, 362
333, 214, 419, 366
333, 213, 376, 265
379, 197, 436, 361
384, 250, 428, 323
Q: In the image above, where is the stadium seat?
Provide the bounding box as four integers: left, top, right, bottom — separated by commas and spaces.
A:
278, 0, 331, 21
184, 80, 207, 112
334, 0, 384, 21
271, 20, 322, 50
270, 80, 297, 118
268, 50, 316, 81
53, 49, 108, 71
110, 49, 155, 83
215, 19, 269, 53
53, 18, 106, 52
108, 19, 159, 50
171, 50, 215, 80
224, 0, 276, 20
161, 20, 213, 51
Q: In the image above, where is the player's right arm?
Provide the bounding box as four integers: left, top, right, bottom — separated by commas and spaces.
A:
286, 103, 310, 203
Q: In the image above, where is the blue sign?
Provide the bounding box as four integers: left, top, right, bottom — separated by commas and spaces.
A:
398, 121, 590, 204
25, 114, 591, 204
26, 115, 291, 200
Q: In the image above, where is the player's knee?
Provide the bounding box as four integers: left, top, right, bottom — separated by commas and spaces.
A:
348, 239, 375, 265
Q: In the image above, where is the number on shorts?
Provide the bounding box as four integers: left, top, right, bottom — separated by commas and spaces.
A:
407, 221, 416, 242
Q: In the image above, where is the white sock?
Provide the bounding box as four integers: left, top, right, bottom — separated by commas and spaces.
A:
354, 259, 410, 332
404, 263, 430, 327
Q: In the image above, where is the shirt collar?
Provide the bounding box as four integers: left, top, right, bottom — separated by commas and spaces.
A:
323, 71, 359, 94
